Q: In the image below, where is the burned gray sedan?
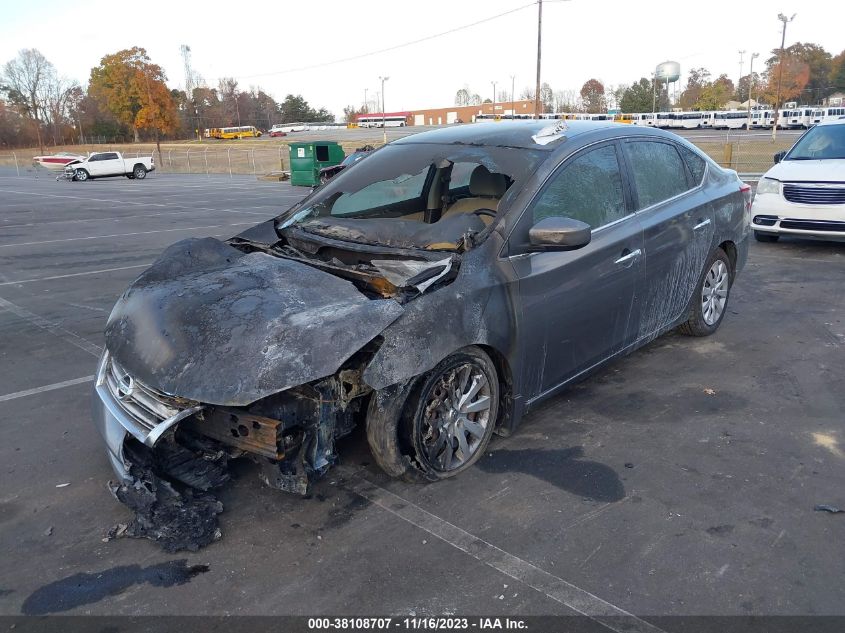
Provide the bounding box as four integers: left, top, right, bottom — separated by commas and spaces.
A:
93, 121, 750, 548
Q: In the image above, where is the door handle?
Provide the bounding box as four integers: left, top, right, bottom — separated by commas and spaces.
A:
614, 249, 642, 265
693, 218, 712, 230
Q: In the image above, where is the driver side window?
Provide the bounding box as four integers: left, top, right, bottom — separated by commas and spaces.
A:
532, 144, 628, 230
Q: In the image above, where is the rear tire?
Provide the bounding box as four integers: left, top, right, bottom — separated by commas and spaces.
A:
679, 247, 732, 337
132, 165, 147, 179
754, 231, 779, 243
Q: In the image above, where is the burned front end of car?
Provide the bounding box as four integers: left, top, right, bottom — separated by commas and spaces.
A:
92, 137, 548, 550
93, 345, 370, 497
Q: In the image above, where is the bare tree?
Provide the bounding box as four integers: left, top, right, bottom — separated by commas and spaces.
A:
539, 82, 554, 113
1, 48, 54, 153
45, 74, 80, 144
553, 89, 578, 113
455, 88, 470, 106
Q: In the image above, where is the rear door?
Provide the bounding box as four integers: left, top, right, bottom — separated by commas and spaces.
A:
99, 152, 124, 176
508, 141, 644, 396
91, 152, 122, 176
621, 139, 714, 341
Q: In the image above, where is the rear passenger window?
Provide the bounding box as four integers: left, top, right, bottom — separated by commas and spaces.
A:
678, 145, 707, 186
532, 144, 628, 230
624, 141, 690, 209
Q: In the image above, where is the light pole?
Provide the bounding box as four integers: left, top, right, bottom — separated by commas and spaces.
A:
533, 0, 542, 118
652, 72, 657, 114
510, 74, 516, 118
746, 52, 759, 131
379, 76, 389, 144
738, 50, 746, 90
364, 88, 368, 112
491, 80, 497, 114
773, 13, 796, 141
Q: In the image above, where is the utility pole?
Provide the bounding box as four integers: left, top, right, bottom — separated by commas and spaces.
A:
364, 88, 368, 112
379, 76, 389, 144
534, 0, 542, 119
510, 75, 516, 118
180, 45, 198, 140
746, 52, 759, 131
773, 13, 796, 141
738, 50, 746, 90
652, 72, 657, 114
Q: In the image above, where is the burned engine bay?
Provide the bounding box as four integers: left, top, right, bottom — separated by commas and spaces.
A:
99, 143, 546, 551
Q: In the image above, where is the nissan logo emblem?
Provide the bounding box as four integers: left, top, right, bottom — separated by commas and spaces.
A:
116, 372, 135, 401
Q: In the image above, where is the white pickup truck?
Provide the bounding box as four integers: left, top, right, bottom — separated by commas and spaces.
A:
66, 151, 155, 181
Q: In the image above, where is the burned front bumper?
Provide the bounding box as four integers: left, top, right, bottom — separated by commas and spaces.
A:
91, 351, 203, 481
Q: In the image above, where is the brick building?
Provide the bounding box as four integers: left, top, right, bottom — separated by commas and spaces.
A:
358, 99, 540, 127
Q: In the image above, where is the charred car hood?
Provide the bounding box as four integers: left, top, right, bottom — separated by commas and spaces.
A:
105, 237, 404, 406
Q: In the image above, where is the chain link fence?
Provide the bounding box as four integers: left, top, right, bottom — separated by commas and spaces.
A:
1, 133, 801, 180
682, 132, 799, 177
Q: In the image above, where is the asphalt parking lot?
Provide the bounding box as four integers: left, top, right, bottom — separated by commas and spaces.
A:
1, 170, 844, 622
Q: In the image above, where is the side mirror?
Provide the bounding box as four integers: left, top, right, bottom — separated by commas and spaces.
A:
773, 150, 786, 164
528, 216, 591, 251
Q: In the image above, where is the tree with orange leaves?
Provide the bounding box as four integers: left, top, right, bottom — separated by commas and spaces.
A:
761, 57, 810, 105
88, 47, 177, 154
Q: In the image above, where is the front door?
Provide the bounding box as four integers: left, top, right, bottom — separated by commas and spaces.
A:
508, 142, 644, 398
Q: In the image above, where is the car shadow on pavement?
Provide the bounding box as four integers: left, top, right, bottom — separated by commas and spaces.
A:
477, 447, 625, 503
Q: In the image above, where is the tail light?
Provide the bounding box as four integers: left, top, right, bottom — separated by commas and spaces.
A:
740, 183, 752, 211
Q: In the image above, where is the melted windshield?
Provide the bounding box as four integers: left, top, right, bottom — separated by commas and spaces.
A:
787, 124, 845, 160
276, 143, 547, 250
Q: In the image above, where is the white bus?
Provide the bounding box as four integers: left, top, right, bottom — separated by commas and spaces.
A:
713, 110, 750, 130
750, 110, 773, 129
632, 113, 656, 126
817, 106, 845, 123
675, 112, 707, 129
655, 112, 675, 128
779, 109, 804, 129
700, 111, 716, 128
357, 112, 409, 128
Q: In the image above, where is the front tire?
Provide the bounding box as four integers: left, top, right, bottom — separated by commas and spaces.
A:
754, 231, 779, 243
406, 348, 499, 480
679, 247, 732, 337
74, 169, 89, 182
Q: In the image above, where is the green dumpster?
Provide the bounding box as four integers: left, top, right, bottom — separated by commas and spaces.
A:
289, 141, 345, 186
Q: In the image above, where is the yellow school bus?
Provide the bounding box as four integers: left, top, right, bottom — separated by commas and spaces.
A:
209, 126, 262, 139
613, 113, 635, 124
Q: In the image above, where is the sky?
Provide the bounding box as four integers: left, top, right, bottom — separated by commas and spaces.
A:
1, 0, 843, 119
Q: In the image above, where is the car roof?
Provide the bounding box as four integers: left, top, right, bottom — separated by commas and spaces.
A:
392, 120, 681, 150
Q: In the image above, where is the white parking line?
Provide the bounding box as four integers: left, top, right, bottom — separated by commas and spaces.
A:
0, 375, 95, 403
0, 264, 150, 287
0, 188, 170, 208
0, 296, 102, 357
0, 222, 255, 248
344, 471, 665, 633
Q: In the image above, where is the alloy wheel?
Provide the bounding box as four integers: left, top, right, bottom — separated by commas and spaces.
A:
701, 259, 728, 326
419, 363, 492, 472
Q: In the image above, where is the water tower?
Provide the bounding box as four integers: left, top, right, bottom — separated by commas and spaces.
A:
655, 61, 681, 109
